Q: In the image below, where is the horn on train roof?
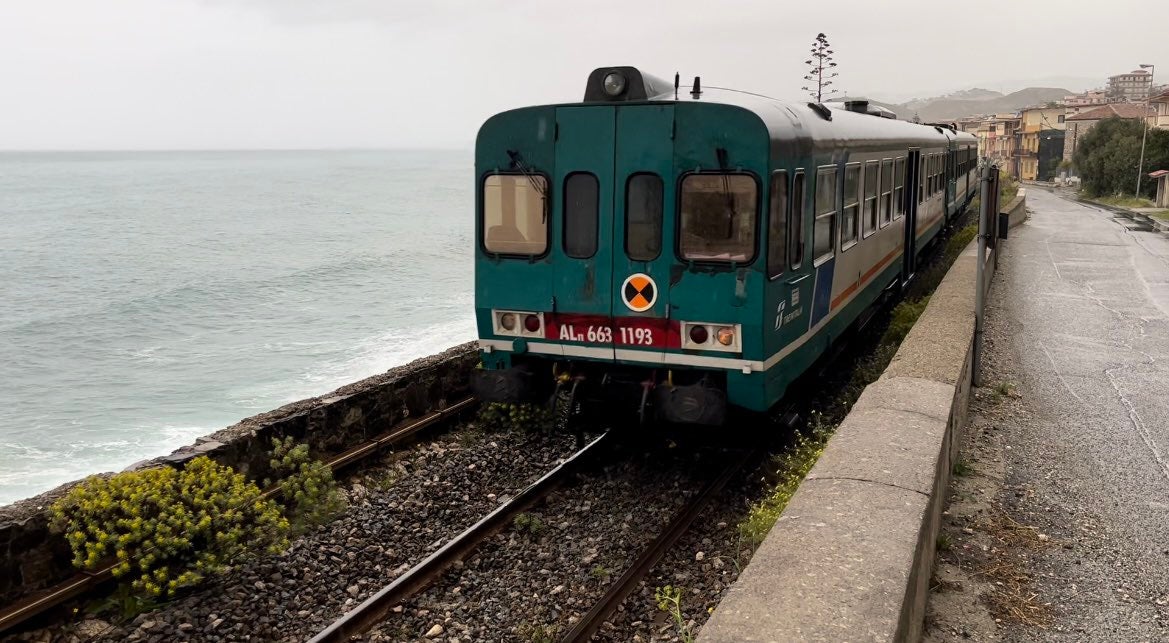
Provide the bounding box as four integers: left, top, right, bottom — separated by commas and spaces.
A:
583, 66, 675, 102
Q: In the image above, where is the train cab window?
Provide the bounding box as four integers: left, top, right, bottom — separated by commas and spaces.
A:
768, 171, 788, 278
812, 166, 837, 265
863, 161, 879, 238
482, 174, 548, 255
679, 173, 758, 263
563, 173, 598, 259
790, 171, 806, 270
626, 173, 663, 261
841, 164, 860, 249
894, 158, 906, 218
879, 159, 893, 227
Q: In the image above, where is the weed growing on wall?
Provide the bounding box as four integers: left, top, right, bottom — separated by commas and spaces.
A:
50, 457, 289, 601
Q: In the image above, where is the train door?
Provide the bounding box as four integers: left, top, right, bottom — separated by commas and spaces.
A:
552, 106, 617, 359
611, 105, 675, 360
903, 149, 921, 282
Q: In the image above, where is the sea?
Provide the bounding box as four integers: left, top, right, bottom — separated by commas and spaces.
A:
0, 150, 476, 505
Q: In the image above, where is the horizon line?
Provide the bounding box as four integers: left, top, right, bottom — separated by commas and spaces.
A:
0, 146, 474, 153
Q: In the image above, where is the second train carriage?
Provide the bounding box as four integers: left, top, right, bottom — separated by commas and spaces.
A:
474, 67, 977, 425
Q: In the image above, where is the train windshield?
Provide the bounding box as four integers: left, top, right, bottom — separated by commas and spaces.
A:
678, 174, 757, 262
482, 174, 548, 255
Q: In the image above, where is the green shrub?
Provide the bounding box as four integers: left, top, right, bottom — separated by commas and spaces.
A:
881, 296, 930, 346
266, 437, 345, 534
476, 402, 552, 432
50, 457, 289, 599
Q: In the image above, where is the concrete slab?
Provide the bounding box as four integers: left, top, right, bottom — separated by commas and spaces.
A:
809, 404, 948, 497
699, 478, 929, 643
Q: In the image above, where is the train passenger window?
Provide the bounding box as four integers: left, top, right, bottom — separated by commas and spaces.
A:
894, 158, 906, 218
918, 157, 925, 204
841, 164, 860, 249
812, 166, 837, 265
679, 173, 758, 263
879, 159, 893, 227
626, 173, 663, 261
768, 171, 788, 278
863, 161, 879, 238
482, 174, 548, 255
563, 173, 598, 259
790, 171, 805, 270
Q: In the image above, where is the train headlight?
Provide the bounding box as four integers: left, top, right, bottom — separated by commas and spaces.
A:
716, 327, 735, 346
603, 71, 627, 97
688, 325, 709, 345
499, 313, 517, 331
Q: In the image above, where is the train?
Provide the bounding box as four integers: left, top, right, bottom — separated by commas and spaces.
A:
472, 66, 978, 426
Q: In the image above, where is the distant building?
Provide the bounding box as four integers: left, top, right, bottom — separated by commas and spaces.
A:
1107, 69, 1153, 103
1064, 103, 1156, 168
1063, 89, 1108, 107
976, 113, 1022, 176
1150, 90, 1169, 130
1018, 106, 1067, 181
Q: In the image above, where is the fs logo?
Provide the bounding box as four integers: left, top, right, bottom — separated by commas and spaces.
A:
774, 301, 786, 331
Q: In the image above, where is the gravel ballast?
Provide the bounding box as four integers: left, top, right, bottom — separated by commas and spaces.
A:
27, 424, 583, 643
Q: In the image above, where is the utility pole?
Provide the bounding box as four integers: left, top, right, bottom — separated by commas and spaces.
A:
1137, 63, 1155, 197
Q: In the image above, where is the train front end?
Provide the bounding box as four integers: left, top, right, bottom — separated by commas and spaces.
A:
473, 67, 770, 426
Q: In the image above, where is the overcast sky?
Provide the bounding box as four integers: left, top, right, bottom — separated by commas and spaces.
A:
0, 0, 1161, 150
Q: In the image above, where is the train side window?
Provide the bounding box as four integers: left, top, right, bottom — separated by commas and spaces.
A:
790, 171, 805, 270
482, 174, 549, 256
918, 157, 925, 204
863, 161, 879, 238
894, 158, 906, 219
626, 173, 663, 261
679, 173, 758, 263
879, 159, 893, 227
768, 171, 788, 278
841, 163, 860, 249
812, 166, 837, 265
563, 173, 598, 259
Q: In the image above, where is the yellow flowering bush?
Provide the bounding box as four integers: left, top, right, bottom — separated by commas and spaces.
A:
49, 456, 289, 599
266, 437, 345, 533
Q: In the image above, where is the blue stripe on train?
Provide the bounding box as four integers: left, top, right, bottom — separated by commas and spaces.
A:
810, 257, 834, 328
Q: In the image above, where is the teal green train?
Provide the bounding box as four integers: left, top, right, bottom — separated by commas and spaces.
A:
474, 66, 977, 425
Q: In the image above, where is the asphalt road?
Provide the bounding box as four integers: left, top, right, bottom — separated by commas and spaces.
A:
992, 188, 1169, 640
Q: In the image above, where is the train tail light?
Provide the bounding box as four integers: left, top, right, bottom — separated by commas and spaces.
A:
524, 314, 541, 333
493, 310, 543, 337
688, 325, 709, 344
716, 327, 735, 346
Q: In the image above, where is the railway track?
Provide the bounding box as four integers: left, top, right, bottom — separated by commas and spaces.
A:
308, 438, 756, 643
0, 396, 478, 636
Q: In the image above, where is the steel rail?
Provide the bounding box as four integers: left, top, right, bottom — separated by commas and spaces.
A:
559, 447, 757, 643
308, 431, 612, 643
0, 396, 477, 635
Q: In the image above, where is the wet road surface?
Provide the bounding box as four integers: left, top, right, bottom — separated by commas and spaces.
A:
987, 188, 1169, 640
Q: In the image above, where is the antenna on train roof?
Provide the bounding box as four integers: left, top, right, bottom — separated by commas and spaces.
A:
691, 76, 702, 99
674, 72, 680, 100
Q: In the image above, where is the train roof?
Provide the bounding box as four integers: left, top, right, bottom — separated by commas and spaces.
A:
563, 66, 977, 152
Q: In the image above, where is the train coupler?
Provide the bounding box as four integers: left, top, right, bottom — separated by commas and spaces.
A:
655, 380, 727, 426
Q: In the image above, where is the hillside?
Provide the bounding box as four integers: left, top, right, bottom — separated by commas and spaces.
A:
842, 86, 1072, 122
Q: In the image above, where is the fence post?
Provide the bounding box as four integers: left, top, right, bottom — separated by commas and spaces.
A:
973, 162, 998, 388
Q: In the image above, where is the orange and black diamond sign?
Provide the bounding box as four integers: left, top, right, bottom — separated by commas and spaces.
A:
621, 273, 657, 312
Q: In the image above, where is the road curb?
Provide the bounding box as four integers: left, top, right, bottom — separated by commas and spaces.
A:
700, 215, 1006, 641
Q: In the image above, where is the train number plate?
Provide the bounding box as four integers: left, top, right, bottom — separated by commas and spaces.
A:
544, 314, 680, 349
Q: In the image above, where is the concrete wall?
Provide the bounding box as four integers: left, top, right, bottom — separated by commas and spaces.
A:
700, 194, 1022, 641
0, 343, 477, 607
1005, 190, 1028, 228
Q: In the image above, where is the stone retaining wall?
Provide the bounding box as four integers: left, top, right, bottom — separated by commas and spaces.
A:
0, 342, 478, 606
